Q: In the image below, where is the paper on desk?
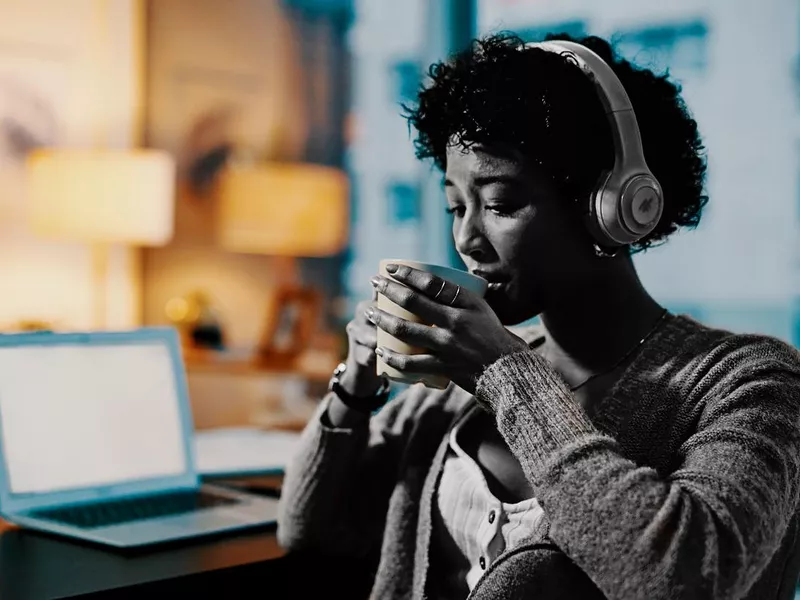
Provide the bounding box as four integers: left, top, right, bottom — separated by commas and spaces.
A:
193, 427, 302, 477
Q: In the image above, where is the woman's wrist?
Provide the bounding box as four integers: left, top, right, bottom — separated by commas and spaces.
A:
326, 393, 372, 428
325, 362, 390, 425
338, 365, 382, 398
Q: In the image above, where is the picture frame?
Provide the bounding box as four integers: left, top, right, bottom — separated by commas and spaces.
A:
256, 285, 322, 367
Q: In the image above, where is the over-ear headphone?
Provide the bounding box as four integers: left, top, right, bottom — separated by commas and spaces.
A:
527, 40, 664, 253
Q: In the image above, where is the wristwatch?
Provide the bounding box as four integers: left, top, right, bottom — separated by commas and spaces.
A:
328, 362, 391, 413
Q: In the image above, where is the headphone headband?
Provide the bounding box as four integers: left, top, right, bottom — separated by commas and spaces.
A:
527, 40, 647, 171
531, 41, 633, 113
524, 40, 663, 250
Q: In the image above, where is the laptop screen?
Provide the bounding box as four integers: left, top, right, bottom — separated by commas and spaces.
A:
0, 342, 187, 495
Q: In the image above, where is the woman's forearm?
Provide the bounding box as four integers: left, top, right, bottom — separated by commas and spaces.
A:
325, 393, 372, 428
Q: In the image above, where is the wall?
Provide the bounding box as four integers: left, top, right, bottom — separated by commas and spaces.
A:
143, 0, 347, 352
0, 0, 142, 330
344, 0, 450, 313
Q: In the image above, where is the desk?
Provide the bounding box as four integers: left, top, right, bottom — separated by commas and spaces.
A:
0, 524, 286, 599
0, 478, 296, 600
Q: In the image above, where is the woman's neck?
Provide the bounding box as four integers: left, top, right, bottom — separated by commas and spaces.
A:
538, 258, 665, 372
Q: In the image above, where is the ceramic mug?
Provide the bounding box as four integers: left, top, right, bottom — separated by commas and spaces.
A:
376, 259, 488, 389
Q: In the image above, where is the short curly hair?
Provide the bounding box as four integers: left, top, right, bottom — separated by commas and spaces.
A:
403, 32, 708, 253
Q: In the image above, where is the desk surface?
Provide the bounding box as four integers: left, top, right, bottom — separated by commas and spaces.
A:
0, 478, 288, 600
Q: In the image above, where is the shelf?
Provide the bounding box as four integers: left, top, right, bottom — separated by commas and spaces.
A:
183, 347, 339, 383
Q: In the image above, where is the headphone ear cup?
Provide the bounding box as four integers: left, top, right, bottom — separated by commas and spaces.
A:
618, 174, 663, 241
586, 171, 663, 248
584, 170, 618, 248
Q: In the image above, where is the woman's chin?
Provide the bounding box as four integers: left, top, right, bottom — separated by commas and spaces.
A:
485, 290, 539, 326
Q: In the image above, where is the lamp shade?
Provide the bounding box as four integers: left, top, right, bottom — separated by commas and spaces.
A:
216, 162, 348, 256
27, 149, 175, 245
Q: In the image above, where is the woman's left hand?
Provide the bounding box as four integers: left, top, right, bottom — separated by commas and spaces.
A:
368, 263, 530, 394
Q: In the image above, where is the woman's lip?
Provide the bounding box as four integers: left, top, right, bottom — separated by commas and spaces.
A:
473, 271, 509, 283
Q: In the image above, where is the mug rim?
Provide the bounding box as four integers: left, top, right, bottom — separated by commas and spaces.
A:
379, 258, 487, 286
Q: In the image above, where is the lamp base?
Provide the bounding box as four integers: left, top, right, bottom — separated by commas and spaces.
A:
91, 244, 109, 330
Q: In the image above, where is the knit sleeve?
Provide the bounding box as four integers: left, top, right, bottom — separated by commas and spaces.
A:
475, 337, 800, 600
277, 384, 437, 561
476, 349, 598, 468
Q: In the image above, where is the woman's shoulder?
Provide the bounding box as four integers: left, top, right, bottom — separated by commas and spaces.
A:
670, 313, 798, 362
509, 312, 799, 369
655, 313, 800, 388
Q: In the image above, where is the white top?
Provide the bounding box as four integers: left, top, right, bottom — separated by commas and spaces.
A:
430, 406, 546, 597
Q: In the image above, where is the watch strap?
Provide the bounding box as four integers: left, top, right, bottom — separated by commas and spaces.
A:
329, 363, 390, 414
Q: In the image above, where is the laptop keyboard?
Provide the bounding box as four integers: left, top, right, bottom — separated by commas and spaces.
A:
30, 490, 240, 529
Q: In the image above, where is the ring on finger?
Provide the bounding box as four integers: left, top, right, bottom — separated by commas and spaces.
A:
433, 280, 447, 301
448, 285, 461, 306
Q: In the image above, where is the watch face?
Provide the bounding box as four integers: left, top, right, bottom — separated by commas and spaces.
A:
329, 362, 347, 393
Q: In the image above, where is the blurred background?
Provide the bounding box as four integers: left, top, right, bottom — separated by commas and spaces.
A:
0, 0, 797, 431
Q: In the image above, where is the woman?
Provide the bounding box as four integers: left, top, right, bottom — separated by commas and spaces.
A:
277, 33, 800, 599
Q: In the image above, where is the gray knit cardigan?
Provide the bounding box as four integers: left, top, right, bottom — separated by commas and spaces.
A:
277, 314, 800, 599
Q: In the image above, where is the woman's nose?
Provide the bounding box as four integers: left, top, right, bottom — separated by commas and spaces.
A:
454, 210, 487, 261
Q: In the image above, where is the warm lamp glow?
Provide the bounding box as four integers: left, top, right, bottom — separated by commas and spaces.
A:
27, 149, 175, 245
26, 149, 176, 329
216, 163, 348, 256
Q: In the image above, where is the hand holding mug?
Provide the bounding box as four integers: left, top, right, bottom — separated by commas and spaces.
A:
339, 293, 386, 399
368, 260, 528, 394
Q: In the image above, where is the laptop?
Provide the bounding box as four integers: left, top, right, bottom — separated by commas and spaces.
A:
0, 327, 279, 548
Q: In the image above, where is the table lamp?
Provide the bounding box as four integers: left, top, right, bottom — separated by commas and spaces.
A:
216, 162, 348, 257
26, 149, 176, 329
215, 161, 348, 364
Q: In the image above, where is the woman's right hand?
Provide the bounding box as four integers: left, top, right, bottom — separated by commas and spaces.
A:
338, 294, 385, 398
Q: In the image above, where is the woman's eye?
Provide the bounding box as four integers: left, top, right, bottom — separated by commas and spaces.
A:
486, 203, 515, 216
445, 205, 465, 217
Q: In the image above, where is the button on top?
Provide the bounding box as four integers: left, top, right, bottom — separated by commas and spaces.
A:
488, 510, 496, 524
479, 556, 486, 570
